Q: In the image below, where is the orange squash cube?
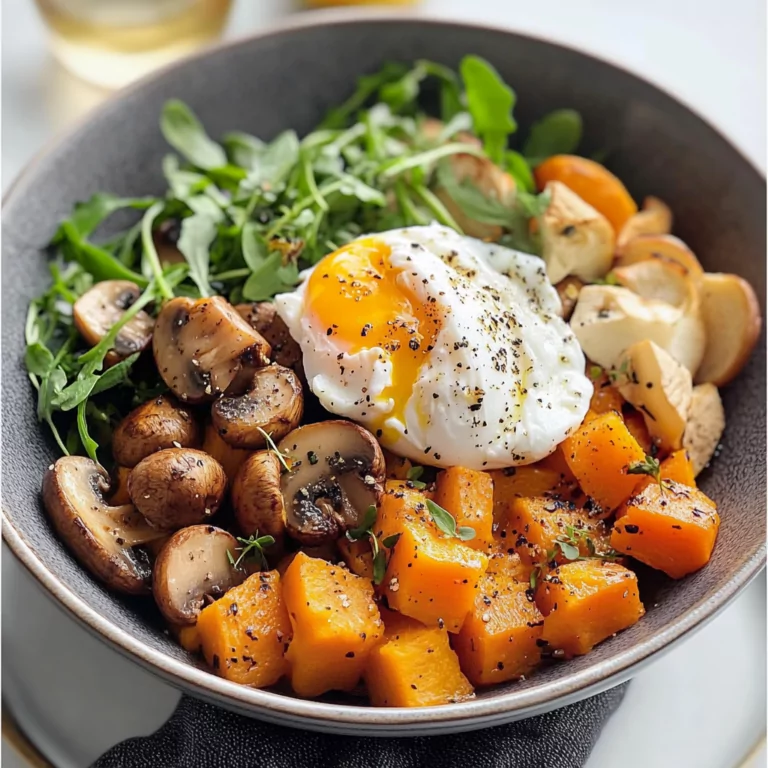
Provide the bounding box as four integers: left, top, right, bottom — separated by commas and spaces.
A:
588, 375, 625, 415
383, 520, 488, 633
611, 478, 719, 578
659, 450, 696, 487
364, 610, 473, 707
433, 467, 494, 551
536, 560, 645, 657
282, 552, 382, 697
454, 567, 544, 685
622, 408, 653, 455
336, 536, 374, 580
562, 411, 647, 512
505, 496, 612, 566
197, 571, 292, 687
373, 481, 431, 542
383, 449, 414, 480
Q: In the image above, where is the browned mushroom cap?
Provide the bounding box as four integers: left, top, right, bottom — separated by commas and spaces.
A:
152, 525, 245, 625
231, 451, 286, 542
211, 364, 304, 450
152, 296, 271, 404
73, 280, 154, 366
276, 421, 385, 546
42, 456, 165, 594
235, 302, 302, 371
112, 394, 202, 468
128, 448, 227, 531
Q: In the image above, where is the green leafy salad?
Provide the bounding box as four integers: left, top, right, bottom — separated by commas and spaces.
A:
24, 55, 584, 463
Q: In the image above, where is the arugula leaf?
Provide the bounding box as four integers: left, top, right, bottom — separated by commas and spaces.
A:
460, 55, 517, 164
67, 193, 156, 238
90, 353, 141, 395
177, 213, 216, 297
523, 109, 583, 163
77, 399, 99, 461
241, 222, 269, 271
243, 130, 300, 189
242, 252, 299, 302
436, 161, 514, 227
160, 99, 227, 170
139, 202, 175, 301
516, 189, 552, 218
505, 150, 536, 193
223, 131, 266, 169
25, 343, 55, 377
162, 154, 211, 199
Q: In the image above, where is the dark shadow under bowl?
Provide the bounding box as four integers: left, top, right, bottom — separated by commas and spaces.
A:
2, 11, 765, 735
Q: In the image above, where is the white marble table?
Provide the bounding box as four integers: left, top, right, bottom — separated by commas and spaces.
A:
3, 0, 765, 765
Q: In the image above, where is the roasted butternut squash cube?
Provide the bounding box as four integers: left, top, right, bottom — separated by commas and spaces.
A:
383, 520, 489, 633
454, 567, 543, 685
282, 552, 382, 697
373, 481, 431, 543
562, 411, 647, 511
383, 449, 414, 480
365, 610, 473, 707
535, 560, 644, 657
336, 536, 374, 580
622, 408, 653, 455
197, 570, 292, 687
177, 624, 202, 653
659, 450, 696, 487
611, 478, 719, 578
433, 467, 494, 551
588, 375, 625, 415
505, 496, 612, 566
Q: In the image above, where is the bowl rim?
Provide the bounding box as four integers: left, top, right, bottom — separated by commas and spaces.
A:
3, 7, 766, 729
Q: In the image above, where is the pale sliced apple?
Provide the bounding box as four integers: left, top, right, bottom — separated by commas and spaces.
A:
616, 196, 673, 250
571, 285, 706, 374
540, 181, 614, 284
615, 234, 703, 281
617, 340, 692, 453
612, 257, 698, 308
683, 383, 725, 475
695, 273, 762, 386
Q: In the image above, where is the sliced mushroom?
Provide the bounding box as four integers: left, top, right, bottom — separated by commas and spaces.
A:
540, 181, 614, 284
614, 234, 703, 281
277, 420, 385, 545
202, 420, 252, 482
695, 273, 762, 386
42, 456, 165, 594
73, 280, 154, 366
434, 153, 517, 240
231, 451, 286, 541
616, 197, 673, 251
235, 302, 303, 372
617, 340, 693, 453
152, 525, 245, 625
571, 285, 706, 374
152, 296, 271, 404
112, 394, 202, 467
555, 276, 584, 321
212, 364, 304, 449
683, 383, 726, 476
128, 448, 227, 531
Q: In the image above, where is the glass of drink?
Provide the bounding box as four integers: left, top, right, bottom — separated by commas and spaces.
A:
34, 0, 233, 89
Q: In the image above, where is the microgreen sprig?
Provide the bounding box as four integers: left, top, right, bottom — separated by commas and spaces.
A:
345, 504, 401, 585
227, 533, 276, 570
257, 427, 291, 473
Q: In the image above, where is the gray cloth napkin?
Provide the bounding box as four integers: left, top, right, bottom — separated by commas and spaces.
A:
93, 684, 627, 767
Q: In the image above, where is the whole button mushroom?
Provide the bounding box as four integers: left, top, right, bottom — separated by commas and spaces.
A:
42, 456, 167, 594
152, 296, 272, 404
128, 448, 227, 531
212, 364, 304, 450
152, 525, 245, 626
73, 280, 154, 365
231, 451, 286, 543
112, 394, 202, 467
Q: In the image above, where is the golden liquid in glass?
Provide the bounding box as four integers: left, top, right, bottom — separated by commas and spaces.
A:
36, 0, 233, 88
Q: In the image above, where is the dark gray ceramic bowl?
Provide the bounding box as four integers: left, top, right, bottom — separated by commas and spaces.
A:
2, 10, 766, 736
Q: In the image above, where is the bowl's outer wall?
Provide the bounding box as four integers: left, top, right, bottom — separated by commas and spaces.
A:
2, 18, 766, 729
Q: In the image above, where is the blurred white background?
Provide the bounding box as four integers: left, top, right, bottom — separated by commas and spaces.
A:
2, 0, 766, 766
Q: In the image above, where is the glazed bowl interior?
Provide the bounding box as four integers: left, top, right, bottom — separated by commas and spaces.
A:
2, 13, 766, 735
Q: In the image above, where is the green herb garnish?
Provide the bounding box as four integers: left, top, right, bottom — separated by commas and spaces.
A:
257, 427, 291, 472
406, 465, 427, 489
628, 454, 668, 492
345, 504, 398, 586
426, 499, 475, 541
227, 533, 276, 570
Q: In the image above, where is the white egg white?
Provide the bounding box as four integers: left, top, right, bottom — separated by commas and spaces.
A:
275, 224, 592, 469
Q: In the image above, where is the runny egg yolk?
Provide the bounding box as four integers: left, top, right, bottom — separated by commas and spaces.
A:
305, 238, 443, 438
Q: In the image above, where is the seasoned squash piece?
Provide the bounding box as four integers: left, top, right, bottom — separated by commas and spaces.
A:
337, 536, 374, 580
383, 449, 414, 480
454, 567, 544, 685
282, 552, 382, 697
173, 624, 202, 653
486, 549, 532, 580
562, 411, 646, 512
433, 467, 494, 551
197, 571, 291, 687
373, 481, 431, 543
490, 465, 564, 533
383, 520, 489, 633
611, 478, 719, 578
659, 450, 696, 487
505, 496, 612, 566
588, 375, 624, 416
536, 560, 644, 657
365, 610, 473, 707
622, 408, 653, 455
